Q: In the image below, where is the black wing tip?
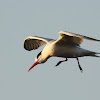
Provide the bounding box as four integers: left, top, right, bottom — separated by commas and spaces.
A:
24, 40, 33, 51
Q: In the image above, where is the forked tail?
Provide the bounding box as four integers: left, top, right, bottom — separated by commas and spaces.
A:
90, 52, 100, 58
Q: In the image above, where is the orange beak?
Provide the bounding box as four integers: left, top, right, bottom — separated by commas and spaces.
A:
28, 61, 38, 72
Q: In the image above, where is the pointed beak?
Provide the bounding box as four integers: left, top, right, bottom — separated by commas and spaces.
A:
28, 61, 38, 72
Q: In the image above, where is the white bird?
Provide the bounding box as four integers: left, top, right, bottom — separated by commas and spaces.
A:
24, 31, 100, 72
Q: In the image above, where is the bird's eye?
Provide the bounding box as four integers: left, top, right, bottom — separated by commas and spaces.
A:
37, 51, 42, 59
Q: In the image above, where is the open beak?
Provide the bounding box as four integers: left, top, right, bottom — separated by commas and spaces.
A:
28, 61, 38, 72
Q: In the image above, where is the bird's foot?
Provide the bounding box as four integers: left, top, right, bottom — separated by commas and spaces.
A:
55, 58, 68, 67
55, 61, 63, 66
76, 57, 83, 73
79, 65, 83, 73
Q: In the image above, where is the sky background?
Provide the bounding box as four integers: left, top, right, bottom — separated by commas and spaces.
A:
0, 0, 100, 100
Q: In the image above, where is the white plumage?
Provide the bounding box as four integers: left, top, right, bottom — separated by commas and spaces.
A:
24, 31, 100, 72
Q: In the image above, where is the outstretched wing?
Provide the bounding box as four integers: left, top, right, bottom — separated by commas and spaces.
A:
24, 36, 54, 51
56, 31, 100, 45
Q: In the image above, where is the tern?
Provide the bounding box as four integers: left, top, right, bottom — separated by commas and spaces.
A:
24, 31, 100, 72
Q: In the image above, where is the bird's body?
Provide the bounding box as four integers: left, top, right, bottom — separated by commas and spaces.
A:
24, 31, 100, 72
42, 41, 95, 58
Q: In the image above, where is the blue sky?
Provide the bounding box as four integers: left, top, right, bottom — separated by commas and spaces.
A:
0, 0, 100, 100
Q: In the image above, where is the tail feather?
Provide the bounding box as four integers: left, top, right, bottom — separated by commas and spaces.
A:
91, 54, 100, 58
90, 52, 100, 58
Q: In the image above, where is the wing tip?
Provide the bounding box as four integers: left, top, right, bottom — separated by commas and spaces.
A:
24, 39, 34, 51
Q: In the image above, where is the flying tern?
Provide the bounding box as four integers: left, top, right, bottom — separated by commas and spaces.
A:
24, 31, 100, 72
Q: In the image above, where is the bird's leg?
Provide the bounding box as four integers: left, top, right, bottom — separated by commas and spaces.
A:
55, 58, 68, 66
76, 57, 83, 73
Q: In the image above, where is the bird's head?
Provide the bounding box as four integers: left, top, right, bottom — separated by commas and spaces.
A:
28, 51, 49, 72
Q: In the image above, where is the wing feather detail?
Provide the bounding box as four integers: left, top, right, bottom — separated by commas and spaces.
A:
57, 31, 100, 45
24, 36, 54, 51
